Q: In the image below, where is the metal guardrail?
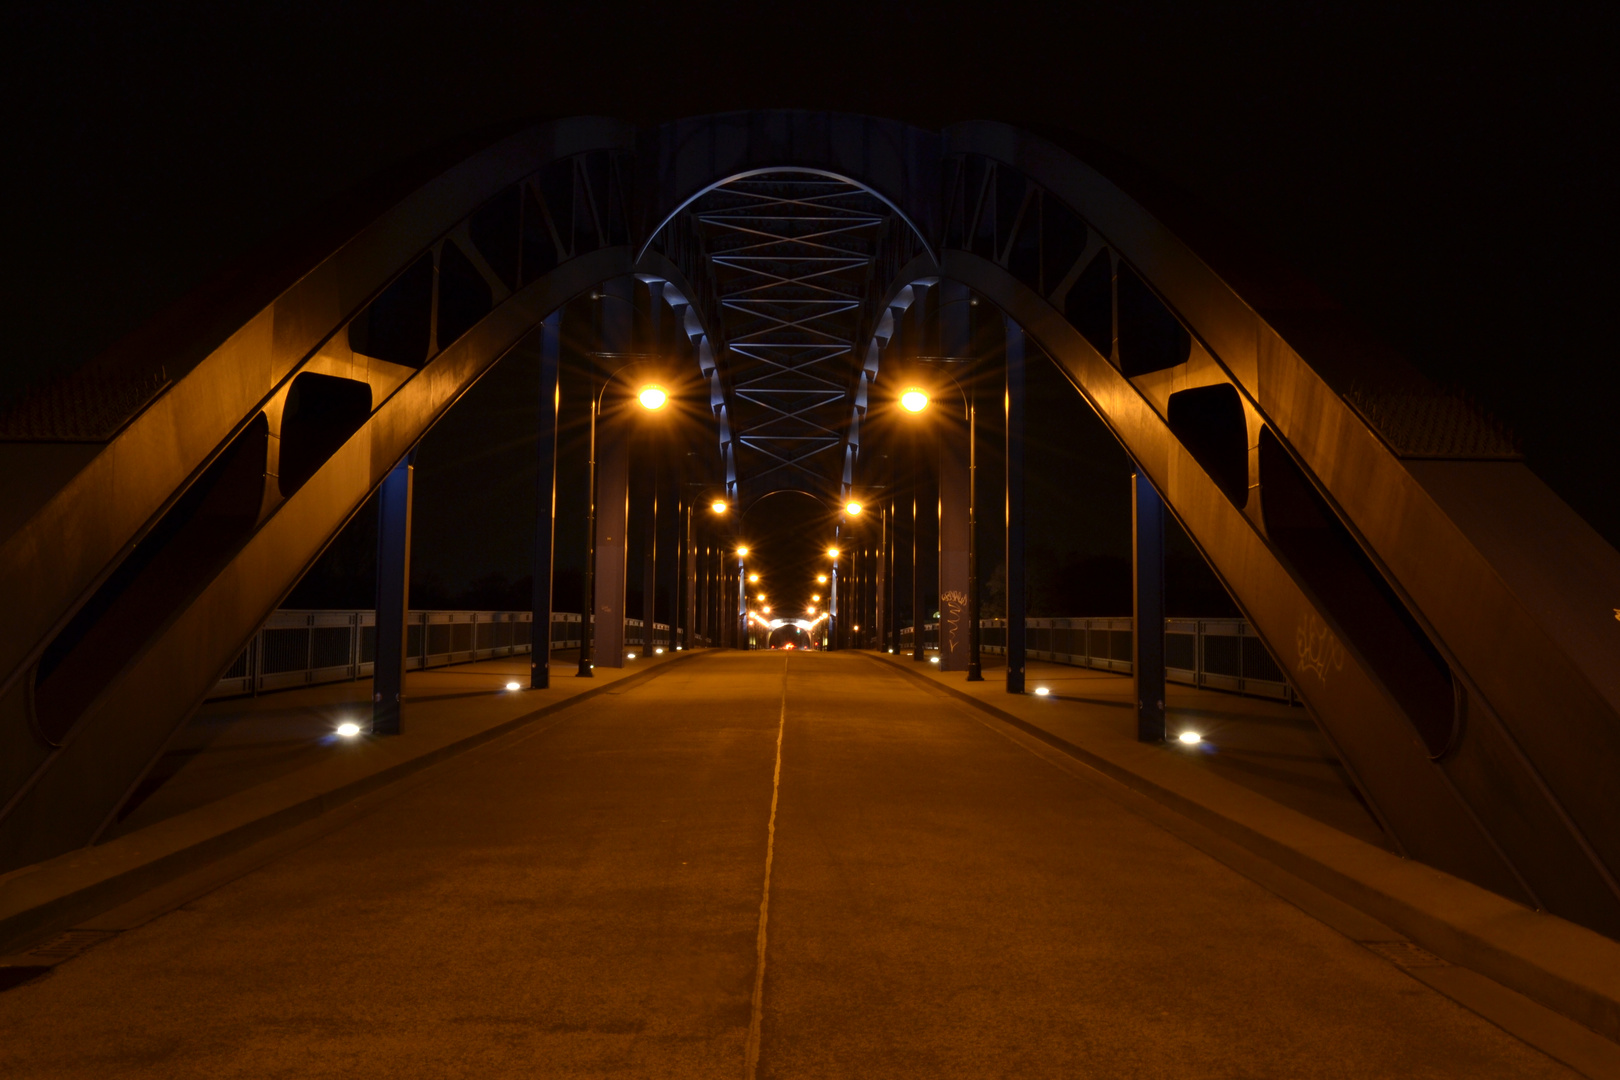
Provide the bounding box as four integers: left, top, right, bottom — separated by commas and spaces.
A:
208, 610, 680, 699
898, 617, 1295, 702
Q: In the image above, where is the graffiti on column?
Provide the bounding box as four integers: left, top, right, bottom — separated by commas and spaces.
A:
942, 590, 968, 653
1296, 611, 1345, 684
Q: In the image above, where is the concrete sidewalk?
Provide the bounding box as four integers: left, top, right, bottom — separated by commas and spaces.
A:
0, 647, 702, 954
868, 648, 1620, 1062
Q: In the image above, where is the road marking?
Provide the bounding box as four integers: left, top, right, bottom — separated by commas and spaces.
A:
745, 655, 789, 1079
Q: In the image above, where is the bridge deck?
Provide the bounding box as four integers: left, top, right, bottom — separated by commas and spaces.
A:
0, 652, 1579, 1076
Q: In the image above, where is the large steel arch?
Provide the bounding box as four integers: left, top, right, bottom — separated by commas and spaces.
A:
0, 111, 1615, 946
0, 117, 714, 870
875, 122, 1620, 936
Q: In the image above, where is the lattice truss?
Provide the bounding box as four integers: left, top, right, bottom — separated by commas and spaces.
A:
690, 173, 891, 500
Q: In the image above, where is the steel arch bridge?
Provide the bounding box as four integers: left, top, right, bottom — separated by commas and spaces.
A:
2, 111, 1618, 943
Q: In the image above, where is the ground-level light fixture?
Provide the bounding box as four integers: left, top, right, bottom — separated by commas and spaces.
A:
336, 722, 361, 738
845, 500, 863, 516
628, 653, 637, 660
655, 647, 665, 654
1179, 730, 1202, 745
900, 387, 930, 413
1033, 687, 1050, 697
928, 656, 940, 664
637, 384, 669, 410
505, 681, 521, 691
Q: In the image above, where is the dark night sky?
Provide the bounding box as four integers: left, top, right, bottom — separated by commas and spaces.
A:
5, 2, 1614, 613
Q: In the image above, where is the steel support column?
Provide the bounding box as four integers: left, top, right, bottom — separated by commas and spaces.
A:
1133, 470, 1167, 742
1005, 318, 1027, 694
875, 505, 888, 652
938, 408, 971, 671
592, 408, 631, 669
640, 470, 656, 656
530, 312, 561, 689
589, 277, 635, 672
372, 456, 413, 734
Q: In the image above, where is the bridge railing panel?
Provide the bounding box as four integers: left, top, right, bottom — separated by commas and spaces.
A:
897, 617, 1293, 703
207, 610, 681, 699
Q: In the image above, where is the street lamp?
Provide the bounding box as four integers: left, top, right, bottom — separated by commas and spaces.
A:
580, 366, 670, 678
901, 373, 983, 682
845, 500, 863, 516
748, 573, 760, 583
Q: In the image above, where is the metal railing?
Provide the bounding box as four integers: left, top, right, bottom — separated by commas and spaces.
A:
898, 617, 1295, 702
208, 610, 681, 699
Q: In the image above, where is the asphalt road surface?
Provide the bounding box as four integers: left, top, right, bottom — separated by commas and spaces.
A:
0, 651, 1578, 1078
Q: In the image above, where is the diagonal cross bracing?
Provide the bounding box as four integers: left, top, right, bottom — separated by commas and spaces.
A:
686, 172, 894, 501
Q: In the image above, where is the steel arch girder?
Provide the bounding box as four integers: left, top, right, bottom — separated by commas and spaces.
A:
0, 117, 636, 708
0, 249, 631, 872
943, 248, 1537, 898
940, 120, 1620, 934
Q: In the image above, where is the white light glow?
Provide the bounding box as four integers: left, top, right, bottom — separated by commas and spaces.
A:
655, 647, 665, 654
1179, 731, 1202, 745
505, 681, 521, 691
1033, 687, 1050, 696
336, 722, 361, 738
627, 653, 636, 660
929, 656, 940, 664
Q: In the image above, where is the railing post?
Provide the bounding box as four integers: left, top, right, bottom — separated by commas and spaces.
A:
1132, 470, 1167, 742
373, 455, 413, 735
